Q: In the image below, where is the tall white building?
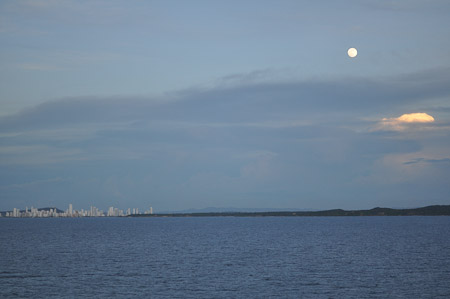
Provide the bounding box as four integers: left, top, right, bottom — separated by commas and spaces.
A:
69, 204, 73, 216
108, 206, 114, 217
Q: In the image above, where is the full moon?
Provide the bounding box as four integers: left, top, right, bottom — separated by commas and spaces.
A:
347, 47, 357, 58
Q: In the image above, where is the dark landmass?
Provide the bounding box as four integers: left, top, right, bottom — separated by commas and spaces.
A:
131, 205, 450, 217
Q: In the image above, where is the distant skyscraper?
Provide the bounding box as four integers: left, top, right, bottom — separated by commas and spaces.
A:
69, 204, 73, 216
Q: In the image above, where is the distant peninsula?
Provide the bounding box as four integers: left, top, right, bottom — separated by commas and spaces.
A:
131, 205, 450, 217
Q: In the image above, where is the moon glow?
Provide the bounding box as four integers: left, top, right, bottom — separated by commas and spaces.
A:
347, 47, 357, 58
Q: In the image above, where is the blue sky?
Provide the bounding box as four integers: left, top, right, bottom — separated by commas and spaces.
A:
1, 0, 450, 211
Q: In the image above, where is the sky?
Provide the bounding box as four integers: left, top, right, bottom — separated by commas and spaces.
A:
1, 0, 450, 212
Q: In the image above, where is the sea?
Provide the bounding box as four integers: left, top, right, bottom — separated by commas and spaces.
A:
1, 216, 450, 298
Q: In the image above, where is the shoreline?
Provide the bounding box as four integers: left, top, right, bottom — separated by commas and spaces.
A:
130, 205, 450, 217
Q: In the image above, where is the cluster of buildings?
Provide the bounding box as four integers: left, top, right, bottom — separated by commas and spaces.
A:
1, 204, 153, 218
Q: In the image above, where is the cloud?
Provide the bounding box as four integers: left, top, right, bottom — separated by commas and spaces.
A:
1, 68, 450, 210
403, 157, 450, 165
395, 113, 435, 123
376, 112, 435, 131
2, 67, 450, 134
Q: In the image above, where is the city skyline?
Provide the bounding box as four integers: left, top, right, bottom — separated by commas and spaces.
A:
1, 204, 153, 217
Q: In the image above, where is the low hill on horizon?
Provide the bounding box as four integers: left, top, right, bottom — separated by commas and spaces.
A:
134, 205, 450, 217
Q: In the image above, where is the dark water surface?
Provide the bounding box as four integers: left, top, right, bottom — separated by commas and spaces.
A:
1, 216, 450, 298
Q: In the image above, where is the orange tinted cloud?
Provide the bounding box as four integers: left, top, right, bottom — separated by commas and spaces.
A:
395, 113, 435, 123
378, 112, 435, 131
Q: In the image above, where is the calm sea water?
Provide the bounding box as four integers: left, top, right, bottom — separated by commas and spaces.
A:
1, 216, 450, 298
